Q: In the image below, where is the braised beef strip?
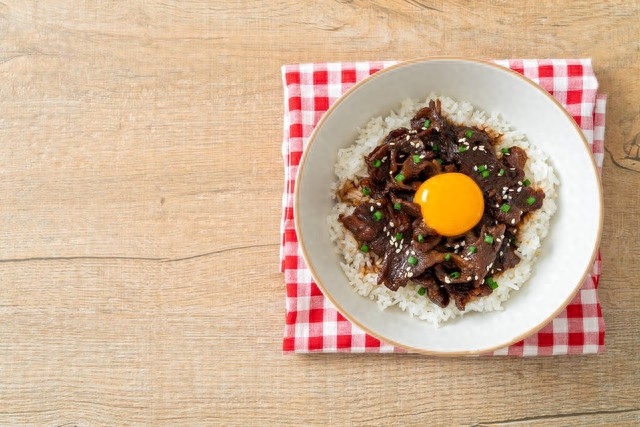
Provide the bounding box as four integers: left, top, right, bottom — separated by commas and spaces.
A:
338, 99, 545, 310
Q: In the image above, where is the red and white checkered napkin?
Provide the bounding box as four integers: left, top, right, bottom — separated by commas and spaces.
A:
280, 59, 606, 355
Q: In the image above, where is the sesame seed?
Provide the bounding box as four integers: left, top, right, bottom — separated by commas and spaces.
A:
445, 276, 451, 284
411, 250, 416, 255
405, 250, 410, 256
511, 218, 516, 224
370, 206, 374, 212
517, 187, 522, 193
467, 276, 472, 281
474, 275, 478, 280
395, 248, 401, 253
383, 226, 387, 231
473, 165, 478, 171
499, 251, 503, 256
407, 272, 414, 278
406, 135, 411, 141
458, 138, 466, 143
473, 146, 478, 151
389, 221, 394, 227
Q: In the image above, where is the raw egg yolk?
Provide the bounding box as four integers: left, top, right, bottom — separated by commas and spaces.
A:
413, 172, 484, 237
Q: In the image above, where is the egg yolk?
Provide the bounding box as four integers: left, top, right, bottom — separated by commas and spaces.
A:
413, 172, 484, 237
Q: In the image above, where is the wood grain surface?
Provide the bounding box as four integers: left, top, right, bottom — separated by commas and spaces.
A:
0, 1, 638, 426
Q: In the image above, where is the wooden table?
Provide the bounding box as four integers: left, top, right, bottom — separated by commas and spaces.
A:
1, 1, 638, 425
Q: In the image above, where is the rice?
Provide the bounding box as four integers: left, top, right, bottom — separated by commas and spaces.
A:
327, 95, 559, 326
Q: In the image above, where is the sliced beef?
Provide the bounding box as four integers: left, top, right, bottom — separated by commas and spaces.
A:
336, 100, 547, 310
412, 275, 449, 308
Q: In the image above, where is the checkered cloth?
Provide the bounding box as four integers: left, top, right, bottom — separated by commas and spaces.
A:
280, 59, 606, 355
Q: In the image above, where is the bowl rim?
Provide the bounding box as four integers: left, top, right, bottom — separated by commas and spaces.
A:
293, 56, 603, 356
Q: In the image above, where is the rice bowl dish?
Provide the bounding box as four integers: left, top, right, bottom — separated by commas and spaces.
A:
328, 95, 559, 326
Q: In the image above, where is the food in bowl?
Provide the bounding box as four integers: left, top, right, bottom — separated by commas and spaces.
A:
328, 95, 559, 326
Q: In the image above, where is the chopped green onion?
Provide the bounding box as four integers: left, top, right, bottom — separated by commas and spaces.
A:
468, 245, 477, 254
360, 244, 370, 253
478, 165, 487, 172
361, 186, 371, 196
394, 173, 405, 182
449, 271, 461, 279
432, 143, 439, 152
498, 168, 505, 177
458, 146, 468, 153
393, 202, 401, 211
481, 170, 490, 178
417, 287, 426, 296
373, 210, 383, 221
526, 196, 536, 206
486, 277, 498, 289
407, 256, 418, 266
412, 154, 421, 164
500, 204, 511, 213
436, 159, 443, 164
501, 147, 509, 154
444, 253, 451, 261
484, 234, 494, 244
523, 178, 531, 187
417, 234, 425, 243
465, 130, 473, 139
372, 159, 382, 168
395, 232, 403, 241
423, 119, 431, 129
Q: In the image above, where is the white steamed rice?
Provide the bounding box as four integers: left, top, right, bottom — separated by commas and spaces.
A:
328, 95, 559, 327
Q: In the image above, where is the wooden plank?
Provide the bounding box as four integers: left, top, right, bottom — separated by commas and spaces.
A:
0, 0, 638, 425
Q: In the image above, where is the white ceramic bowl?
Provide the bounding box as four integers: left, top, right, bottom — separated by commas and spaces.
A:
294, 58, 602, 355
